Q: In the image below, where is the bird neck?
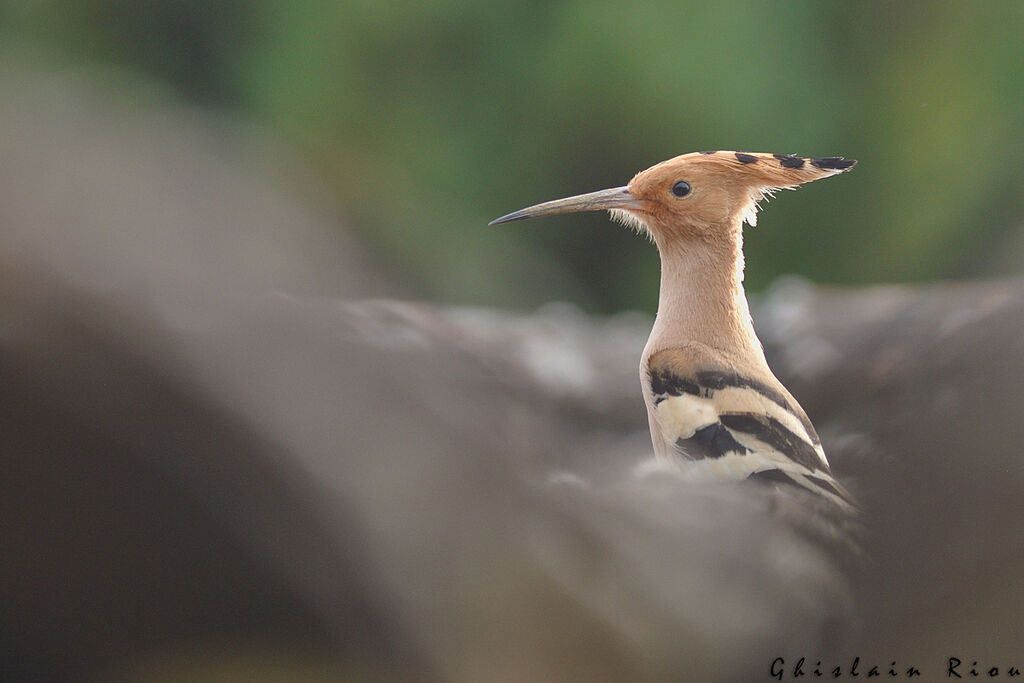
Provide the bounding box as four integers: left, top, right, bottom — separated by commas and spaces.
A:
645, 223, 769, 370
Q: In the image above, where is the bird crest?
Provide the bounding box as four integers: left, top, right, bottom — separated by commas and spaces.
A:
624, 151, 856, 232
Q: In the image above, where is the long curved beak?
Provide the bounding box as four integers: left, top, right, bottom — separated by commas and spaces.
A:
489, 186, 640, 225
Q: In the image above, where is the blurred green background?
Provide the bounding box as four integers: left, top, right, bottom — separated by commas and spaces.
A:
2, 0, 1022, 313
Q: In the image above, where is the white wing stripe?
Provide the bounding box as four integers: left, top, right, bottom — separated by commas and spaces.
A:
710, 386, 818, 449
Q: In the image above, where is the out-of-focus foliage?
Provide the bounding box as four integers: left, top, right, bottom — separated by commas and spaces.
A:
1, 0, 1023, 312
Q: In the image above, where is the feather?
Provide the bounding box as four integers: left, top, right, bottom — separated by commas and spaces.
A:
647, 351, 855, 511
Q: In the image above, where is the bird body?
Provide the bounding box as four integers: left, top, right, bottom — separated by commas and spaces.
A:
492, 151, 856, 509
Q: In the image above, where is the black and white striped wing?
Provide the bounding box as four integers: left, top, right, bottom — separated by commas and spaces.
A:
647, 360, 854, 509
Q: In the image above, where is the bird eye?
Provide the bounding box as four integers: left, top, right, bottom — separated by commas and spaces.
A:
671, 181, 691, 197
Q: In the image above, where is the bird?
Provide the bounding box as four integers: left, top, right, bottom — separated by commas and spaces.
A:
491, 151, 857, 510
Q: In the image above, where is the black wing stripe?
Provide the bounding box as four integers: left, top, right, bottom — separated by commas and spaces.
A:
804, 473, 854, 504
696, 370, 790, 406
675, 422, 749, 459
719, 413, 825, 472
696, 371, 819, 444
748, 468, 797, 486
649, 368, 703, 405
748, 469, 854, 510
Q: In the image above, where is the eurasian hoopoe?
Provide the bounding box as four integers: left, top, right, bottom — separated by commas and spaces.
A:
491, 151, 857, 510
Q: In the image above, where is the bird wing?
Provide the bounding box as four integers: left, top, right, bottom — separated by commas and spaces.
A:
646, 347, 855, 510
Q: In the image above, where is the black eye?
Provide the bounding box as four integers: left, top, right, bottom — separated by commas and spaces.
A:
671, 180, 691, 197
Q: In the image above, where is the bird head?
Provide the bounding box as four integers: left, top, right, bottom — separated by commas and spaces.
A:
490, 151, 855, 244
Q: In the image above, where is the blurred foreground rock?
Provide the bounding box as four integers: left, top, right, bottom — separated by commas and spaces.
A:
2, 69, 1024, 682
6, 262, 1024, 682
